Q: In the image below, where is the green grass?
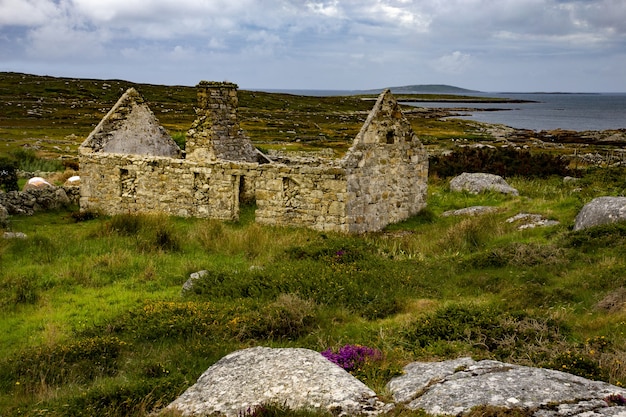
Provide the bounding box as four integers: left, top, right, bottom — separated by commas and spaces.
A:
2, 72, 626, 416
1, 167, 626, 416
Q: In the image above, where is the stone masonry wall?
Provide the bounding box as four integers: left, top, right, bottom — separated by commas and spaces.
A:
80, 153, 258, 220
254, 90, 428, 233
342, 90, 428, 233
186, 82, 267, 163
79, 84, 428, 233
255, 163, 349, 232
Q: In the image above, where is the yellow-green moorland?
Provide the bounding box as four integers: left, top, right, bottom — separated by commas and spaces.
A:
1, 72, 625, 416
1, 169, 625, 416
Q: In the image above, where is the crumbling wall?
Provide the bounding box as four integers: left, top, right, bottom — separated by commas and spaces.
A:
254, 90, 428, 233
80, 88, 181, 157
255, 161, 349, 232
342, 90, 429, 233
79, 153, 257, 220
186, 82, 268, 164
79, 84, 428, 233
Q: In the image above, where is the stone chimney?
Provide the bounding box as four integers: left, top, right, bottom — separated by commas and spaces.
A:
186, 81, 265, 163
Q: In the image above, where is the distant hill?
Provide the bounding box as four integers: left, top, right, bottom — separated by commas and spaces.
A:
368, 84, 481, 94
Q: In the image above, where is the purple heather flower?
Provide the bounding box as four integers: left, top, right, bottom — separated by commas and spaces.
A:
321, 344, 382, 371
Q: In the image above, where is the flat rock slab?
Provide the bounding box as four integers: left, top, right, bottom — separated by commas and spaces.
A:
442, 206, 499, 217
387, 357, 626, 417
450, 172, 519, 196
164, 346, 386, 416
574, 197, 626, 231
506, 213, 560, 230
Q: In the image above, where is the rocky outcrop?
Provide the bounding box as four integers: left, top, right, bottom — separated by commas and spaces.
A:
387, 357, 626, 417
450, 172, 519, 196
164, 347, 387, 417
574, 197, 626, 231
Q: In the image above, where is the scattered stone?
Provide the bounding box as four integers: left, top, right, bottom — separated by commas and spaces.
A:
442, 206, 498, 217
573, 196, 626, 231
387, 357, 626, 417
3, 232, 26, 239
564, 176, 580, 183
450, 172, 519, 196
164, 347, 388, 417
182, 270, 208, 293
506, 213, 560, 230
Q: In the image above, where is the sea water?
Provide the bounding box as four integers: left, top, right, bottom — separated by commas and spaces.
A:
407, 93, 626, 132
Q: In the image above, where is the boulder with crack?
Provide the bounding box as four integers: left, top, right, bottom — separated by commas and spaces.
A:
386, 357, 626, 417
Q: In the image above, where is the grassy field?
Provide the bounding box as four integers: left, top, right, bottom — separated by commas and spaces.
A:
0, 73, 625, 416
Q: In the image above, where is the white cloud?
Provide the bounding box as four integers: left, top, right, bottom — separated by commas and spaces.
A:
0, 0, 62, 26
1, 0, 625, 91
431, 51, 472, 74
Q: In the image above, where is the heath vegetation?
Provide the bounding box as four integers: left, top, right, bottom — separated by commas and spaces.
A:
0, 73, 625, 416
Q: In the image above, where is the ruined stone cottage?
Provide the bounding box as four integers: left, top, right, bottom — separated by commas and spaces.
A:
78, 81, 428, 233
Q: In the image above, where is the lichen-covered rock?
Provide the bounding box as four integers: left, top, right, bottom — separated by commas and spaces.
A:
506, 213, 560, 230
574, 197, 626, 231
450, 172, 519, 195
181, 270, 208, 293
387, 358, 626, 417
164, 347, 387, 416
442, 206, 498, 217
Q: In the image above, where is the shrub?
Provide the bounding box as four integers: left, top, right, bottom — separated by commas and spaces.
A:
0, 336, 126, 393
465, 405, 535, 417
9, 148, 64, 172
101, 213, 181, 252
321, 344, 382, 372
548, 351, 607, 381
430, 147, 571, 178
231, 294, 318, 341
321, 344, 403, 392
0, 156, 18, 192
402, 303, 567, 361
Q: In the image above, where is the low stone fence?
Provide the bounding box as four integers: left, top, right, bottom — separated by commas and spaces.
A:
0, 186, 79, 216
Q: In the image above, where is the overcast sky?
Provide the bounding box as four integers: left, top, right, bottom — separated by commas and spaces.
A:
1, 0, 625, 92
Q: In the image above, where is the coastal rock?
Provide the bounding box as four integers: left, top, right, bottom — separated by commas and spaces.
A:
450, 172, 519, 196
164, 347, 387, 416
442, 206, 498, 217
573, 197, 626, 231
387, 357, 626, 417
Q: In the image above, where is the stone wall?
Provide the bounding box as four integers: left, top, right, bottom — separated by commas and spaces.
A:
0, 186, 76, 216
186, 81, 268, 164
255, 162, 349, 232
80, 153, 258, 220
78, 83, 428, 233
254, 90, 428, 233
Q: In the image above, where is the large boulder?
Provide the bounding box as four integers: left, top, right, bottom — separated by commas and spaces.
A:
450, 172, 519, 196
387, 357, 626, 417
22, 176, 53, 191
164, 347, 387, 416
574, 197, 626, 231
